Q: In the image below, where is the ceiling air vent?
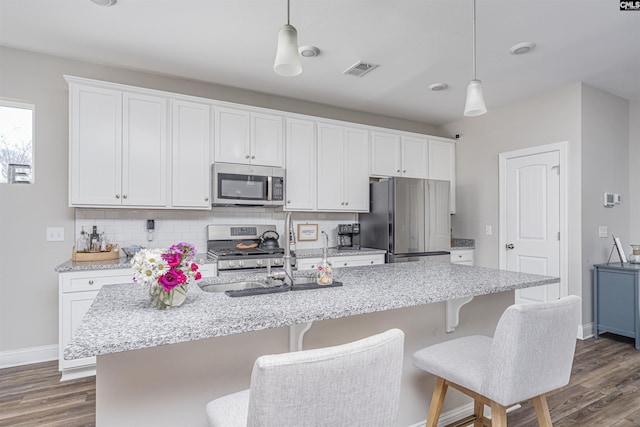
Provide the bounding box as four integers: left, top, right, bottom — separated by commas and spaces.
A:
343, 61, 379, 77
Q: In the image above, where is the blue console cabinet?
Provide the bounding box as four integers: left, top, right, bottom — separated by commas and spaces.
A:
593, 263, 640, 349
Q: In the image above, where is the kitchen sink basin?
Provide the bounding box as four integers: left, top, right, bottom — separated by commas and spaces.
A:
199, 281, 268, 293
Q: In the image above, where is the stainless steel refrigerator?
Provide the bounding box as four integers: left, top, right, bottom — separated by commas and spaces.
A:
360, 178, 451, 263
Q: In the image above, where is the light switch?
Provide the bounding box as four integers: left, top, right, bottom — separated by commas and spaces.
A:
46, 227, 65, 242
485, 225, 492, 236
598, 226, 608, 238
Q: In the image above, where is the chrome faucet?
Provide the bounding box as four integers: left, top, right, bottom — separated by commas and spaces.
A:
283, 211, 294, 287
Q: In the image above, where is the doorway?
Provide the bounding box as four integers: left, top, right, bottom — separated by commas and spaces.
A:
499, 142, 569, 303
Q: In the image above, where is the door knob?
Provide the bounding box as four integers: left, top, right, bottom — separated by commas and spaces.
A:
506, 243, 515, 250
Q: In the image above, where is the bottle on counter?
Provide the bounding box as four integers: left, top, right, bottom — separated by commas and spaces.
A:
316, 231, 333, 285
76, 226, 89, 253
90, 225, 100, 252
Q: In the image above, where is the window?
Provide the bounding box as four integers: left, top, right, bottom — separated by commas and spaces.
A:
0, 100, 34, 184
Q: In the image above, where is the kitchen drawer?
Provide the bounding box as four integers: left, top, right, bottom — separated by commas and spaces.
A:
450, 250, 474, 265
61, 269, 132, 293
297, 254, 385, 271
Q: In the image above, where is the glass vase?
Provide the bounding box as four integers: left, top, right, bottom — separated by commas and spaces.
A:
149, 283, 188, 309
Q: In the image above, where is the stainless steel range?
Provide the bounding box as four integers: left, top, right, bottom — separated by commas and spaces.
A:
207, 224, 295, 272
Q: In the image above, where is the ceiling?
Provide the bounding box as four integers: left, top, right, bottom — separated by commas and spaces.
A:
1, 0, 639, 126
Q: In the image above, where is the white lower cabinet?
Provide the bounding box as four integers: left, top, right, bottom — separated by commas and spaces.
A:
297, 253, 385, 271
59, 262, 217, 380
59, 268, 133, 380
450, 249, 474, 266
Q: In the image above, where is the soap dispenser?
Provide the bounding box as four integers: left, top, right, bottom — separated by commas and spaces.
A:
316, 231, 333, 285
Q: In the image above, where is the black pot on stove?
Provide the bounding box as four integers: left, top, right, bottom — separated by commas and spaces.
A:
259, 230, 280, 250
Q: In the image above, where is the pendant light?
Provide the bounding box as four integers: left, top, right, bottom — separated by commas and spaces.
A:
274, 0, 302, 76
463, 0, 487, 116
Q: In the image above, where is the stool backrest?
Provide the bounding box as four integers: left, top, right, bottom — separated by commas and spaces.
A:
246, 328, 405, 427
482, 295, 581, 406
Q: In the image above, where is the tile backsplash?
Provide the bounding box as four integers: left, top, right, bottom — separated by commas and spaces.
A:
75, 208, 357, 254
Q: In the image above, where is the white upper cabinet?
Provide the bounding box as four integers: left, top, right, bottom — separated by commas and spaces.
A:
370, 130, 428, 179
370, 131, 401, 176
428, 138, 456, 213
285, 118, 316, 211
69, 81, 168, 207
214, 106, 284, 167
401, 134, 429, 179
171, 100, 211, 209
121, 93, 168, 207
317, 123, 369, 212
69, 84, 122, 206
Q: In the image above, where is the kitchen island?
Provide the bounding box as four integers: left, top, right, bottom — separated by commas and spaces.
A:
68, 262, 559, 426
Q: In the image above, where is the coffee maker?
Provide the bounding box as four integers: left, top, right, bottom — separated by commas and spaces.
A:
337, 223, 361, 250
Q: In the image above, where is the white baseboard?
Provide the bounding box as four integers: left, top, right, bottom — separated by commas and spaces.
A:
0, 344, 58, 369
407, 402, 475, 427
578, 322, 594, 340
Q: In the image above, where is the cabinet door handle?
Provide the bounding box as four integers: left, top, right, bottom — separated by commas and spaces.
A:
88, 280, 94, 285
123, 194, 128, 199
205, 197, 209, 202
287, 200, 291, 204
115, 194, 120, 199
403, 170, 406, 173
245, 154, 250, 159
345, 202, 349, 205
506, 243, 515, 250
370, 260, 374, 264
310, 265, 315, 269
397, 169, 400, 173
251, 155, 255, 159
343, 262, 348, 266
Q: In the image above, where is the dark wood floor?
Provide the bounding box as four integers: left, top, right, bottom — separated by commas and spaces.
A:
1, 335, 639, 426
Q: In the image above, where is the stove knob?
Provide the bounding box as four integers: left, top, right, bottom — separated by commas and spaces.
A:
238, 260, 245, 267
256, 260, 263, 266
228, 261, 236, 268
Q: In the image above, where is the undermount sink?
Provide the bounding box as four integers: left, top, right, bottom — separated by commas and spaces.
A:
199, 281, 268, 293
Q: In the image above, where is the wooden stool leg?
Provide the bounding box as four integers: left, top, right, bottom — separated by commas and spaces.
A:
425, 377, 448, 427
532, 395, 553, 427
473, 399, 484, 427
490, 401, 507, 427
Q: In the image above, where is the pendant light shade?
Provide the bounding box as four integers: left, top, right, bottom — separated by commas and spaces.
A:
463, 0, 487, 117
273, 0, 302, 77
274, 24, 302, 76
464, 79, 487, 116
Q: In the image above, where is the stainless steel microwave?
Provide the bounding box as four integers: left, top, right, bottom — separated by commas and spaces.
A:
212, 163, 285, 206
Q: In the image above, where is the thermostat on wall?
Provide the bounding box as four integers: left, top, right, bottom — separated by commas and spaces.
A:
604, 192, 622, 207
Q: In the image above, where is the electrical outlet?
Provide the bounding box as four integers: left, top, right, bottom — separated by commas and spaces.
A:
46, 227, 65, 242
598, 226, 608, 238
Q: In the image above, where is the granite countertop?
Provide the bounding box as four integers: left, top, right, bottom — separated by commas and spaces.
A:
65, 262, 558, 360
294, 247, 387, 259
54, 254, 215, 273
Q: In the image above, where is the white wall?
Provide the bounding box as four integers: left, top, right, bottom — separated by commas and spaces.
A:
580, 85, 630, 323
629, 100, 640, 243
0, 46, 443, 356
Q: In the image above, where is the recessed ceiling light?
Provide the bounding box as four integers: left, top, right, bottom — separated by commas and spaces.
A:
509, 42, 536, 55
299, 46, 320, 58
429, 83, 449, 91
91, 0, 117, 6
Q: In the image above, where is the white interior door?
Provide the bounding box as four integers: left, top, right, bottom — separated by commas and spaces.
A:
505, 150, 561, 304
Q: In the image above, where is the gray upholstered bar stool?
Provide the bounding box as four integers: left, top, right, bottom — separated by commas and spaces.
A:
205, 328, 405, 427
413, 296, 581, 427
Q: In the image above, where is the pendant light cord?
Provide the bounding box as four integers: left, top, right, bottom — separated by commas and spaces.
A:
472, 0, 477, 80
287, 0, 290, 25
